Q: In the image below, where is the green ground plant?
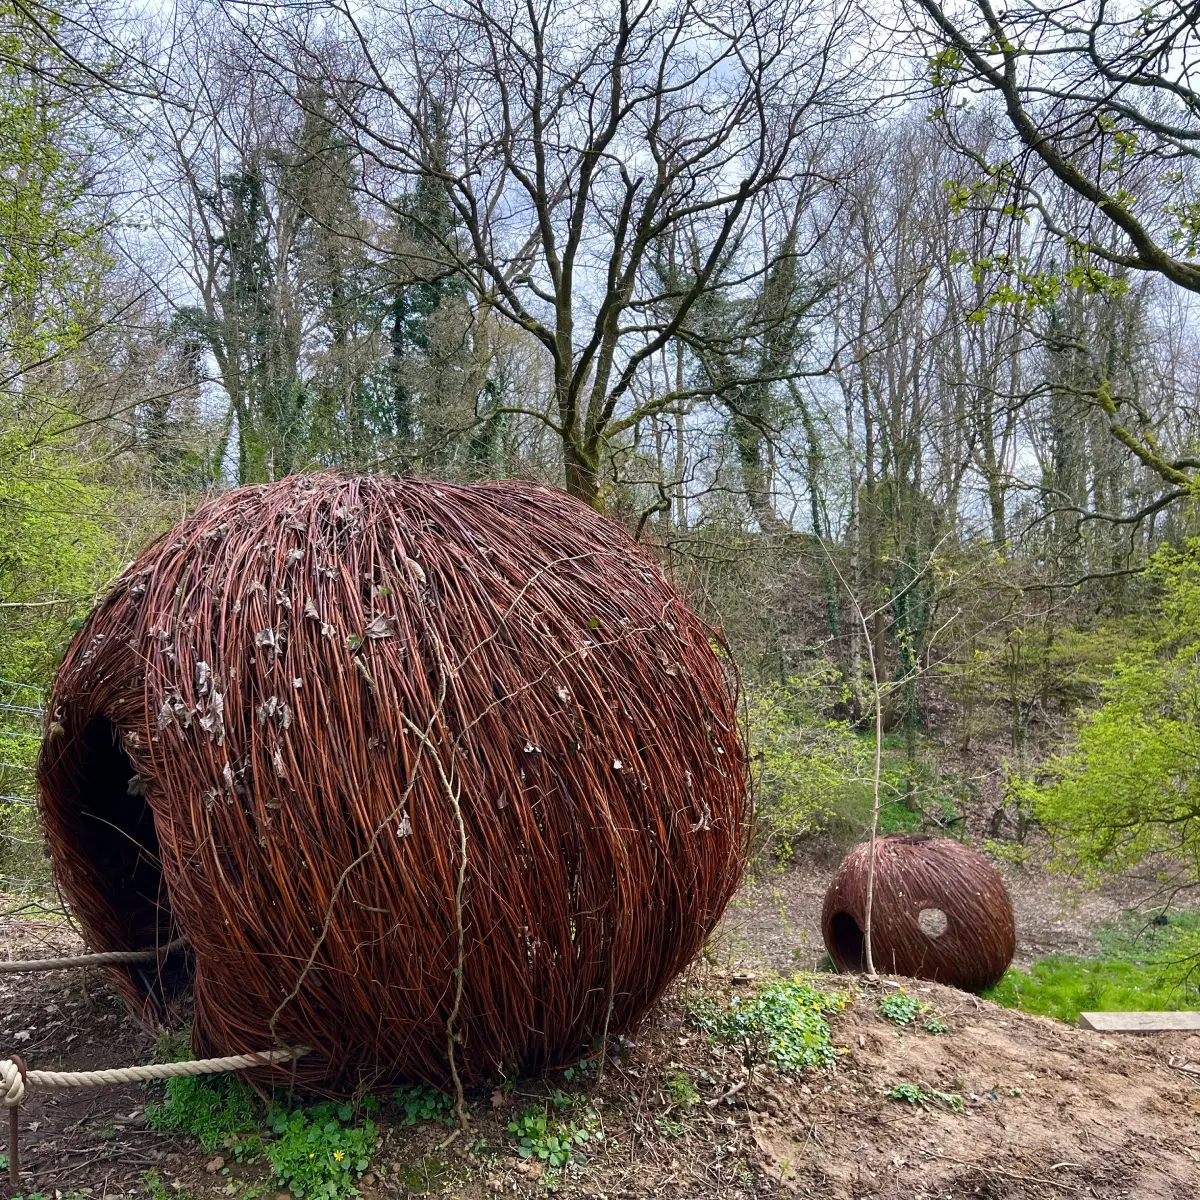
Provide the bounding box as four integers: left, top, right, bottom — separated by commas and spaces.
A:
878, 990, 948, 1032
649, 1068, 701, 1140
144, 1068, 377, 1198
662, 1068, 700, 1110
507, 1094, 601, 1171
393, 1083, 454, 1127
140, 1169, 172, 1200
878, 992, 924, 1024
144, 1074, 260, 1156
689, 976, 849, 1070
655, 1116, 684, 1139
887, 1082, 964, 1112
266, 1103, 376, 1199
561, 1055, 596, 1083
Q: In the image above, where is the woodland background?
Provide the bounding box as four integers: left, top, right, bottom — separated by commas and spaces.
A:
2, 0, 1199, 939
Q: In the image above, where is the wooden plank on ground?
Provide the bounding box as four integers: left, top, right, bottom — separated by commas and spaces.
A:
1079, 1011, 1200, 1033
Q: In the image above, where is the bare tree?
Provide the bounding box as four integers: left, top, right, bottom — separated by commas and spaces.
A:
257, 0, 864, 508
908, 0, 1200, 294
903, 0, 1200, 497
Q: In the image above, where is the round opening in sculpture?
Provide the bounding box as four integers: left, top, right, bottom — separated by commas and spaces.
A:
918, 907, 948, 938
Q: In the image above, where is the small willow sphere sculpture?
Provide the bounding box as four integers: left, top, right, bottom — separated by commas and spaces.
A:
37, 475, 748, 1090
820, 835, 1015, 991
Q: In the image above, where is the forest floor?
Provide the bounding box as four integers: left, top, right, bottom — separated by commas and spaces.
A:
2, 850, 1198, 1200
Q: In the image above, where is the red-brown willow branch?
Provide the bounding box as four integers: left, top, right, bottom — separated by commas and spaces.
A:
37, 473, 749, 1092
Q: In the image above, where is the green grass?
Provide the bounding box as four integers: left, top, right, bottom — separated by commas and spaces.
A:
984, 910, 1200, 1024
145, 1074, 260, 1155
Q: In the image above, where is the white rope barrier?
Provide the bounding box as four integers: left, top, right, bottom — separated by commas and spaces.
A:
2, 1046, 309, 1182
0, 939, 188, 973
2, 1046, 307, 1106
0, 932, 309, 1183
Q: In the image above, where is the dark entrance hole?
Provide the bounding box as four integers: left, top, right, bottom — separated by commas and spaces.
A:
828, 910, 865, 970
64, 716, 189, 1001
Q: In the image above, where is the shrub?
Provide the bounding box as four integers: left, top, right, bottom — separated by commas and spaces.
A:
745, 670, 866, 863
1030, 545, 1200, 931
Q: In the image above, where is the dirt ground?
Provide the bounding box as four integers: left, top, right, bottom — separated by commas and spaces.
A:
2, 855, 1198, 1200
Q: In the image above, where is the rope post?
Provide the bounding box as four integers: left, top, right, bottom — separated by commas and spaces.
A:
5, 1053, 25, 1187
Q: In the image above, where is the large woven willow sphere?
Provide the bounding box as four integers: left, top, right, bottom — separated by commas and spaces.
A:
820, 835, 1015, 992
37, 475, 748, 1090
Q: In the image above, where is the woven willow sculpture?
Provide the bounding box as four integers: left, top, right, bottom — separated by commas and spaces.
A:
821, 835, 1015, 991
38, 475, 748, 1090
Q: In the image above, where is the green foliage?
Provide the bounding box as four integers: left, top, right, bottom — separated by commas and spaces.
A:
688, 976, 848, 1070
878, 992, 923, 1025
1167, 196, 1200, 257
144, 1055, 376, 1199
1031, 544, 1200, 894
153, 1029, 194, 1064
140, 1170, 172, 1200
981, 838, 1032, 868
877, 989, 946, 1031
662, 1068, 700, 1110
654, 1115, 684, 1139
745, 670, 866, 862
393, 1083, 454, 1127
144, 1074, 261, 1156
507, 1097, 600, 1171
266, 1103, 376, 1199
0, 447, 160, 895
0, 1, 135, 884
0, 433, 122, 895
0, 441, 117, 679
561, 1055, 595, 1083
838, 731, 964, 837
887, 1083, 964, 1112
955, 248, 1129, 326
927, 47, 963, 87
0, 1, 110, 374
985, 910, 1200, 1024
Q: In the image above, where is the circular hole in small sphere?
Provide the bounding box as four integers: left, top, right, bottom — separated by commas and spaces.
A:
918, 907, 948, 938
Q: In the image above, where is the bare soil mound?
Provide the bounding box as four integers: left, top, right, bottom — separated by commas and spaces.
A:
2, 909, 1197, 1199
748, 978, 1199, 1198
